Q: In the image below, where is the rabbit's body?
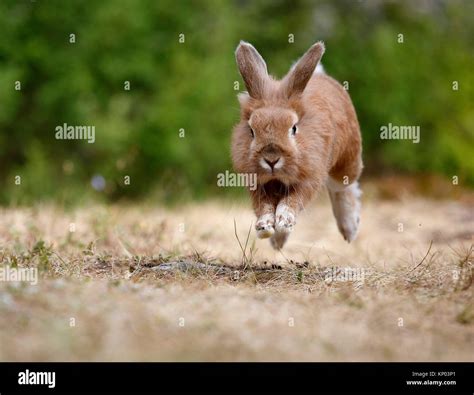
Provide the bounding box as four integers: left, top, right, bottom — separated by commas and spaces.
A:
232, 41, 362, 249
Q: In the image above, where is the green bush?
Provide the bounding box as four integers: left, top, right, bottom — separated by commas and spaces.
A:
0, 0, 472, 204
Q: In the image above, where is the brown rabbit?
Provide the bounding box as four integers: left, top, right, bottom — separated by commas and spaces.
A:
231, 41, 363, 249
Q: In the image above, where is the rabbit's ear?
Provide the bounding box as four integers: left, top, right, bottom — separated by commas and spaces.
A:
235, 41, 268, 99
283, 41, 325, 97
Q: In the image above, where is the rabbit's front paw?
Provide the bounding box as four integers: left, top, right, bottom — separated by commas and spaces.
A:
255, 213, 275, 238
275, 204, 296, 233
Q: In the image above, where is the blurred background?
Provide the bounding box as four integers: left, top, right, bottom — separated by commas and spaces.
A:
0, 0, 472, 205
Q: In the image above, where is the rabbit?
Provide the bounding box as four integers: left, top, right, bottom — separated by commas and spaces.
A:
231, 41, 363, 249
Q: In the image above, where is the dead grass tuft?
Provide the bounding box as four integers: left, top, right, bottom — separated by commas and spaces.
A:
0, 198, 472, 361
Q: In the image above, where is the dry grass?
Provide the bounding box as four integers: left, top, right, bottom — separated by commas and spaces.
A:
0, 194, 473, 361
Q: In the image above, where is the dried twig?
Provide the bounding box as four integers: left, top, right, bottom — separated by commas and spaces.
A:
408, 240, 433, 273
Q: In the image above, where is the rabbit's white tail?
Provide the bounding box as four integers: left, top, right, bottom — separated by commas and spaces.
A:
290, 61, 324, 75
315, 62, 325, 74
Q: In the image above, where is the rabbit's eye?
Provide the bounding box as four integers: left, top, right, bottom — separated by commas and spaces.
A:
249, 127, 255, 138
291, 125, 298, 136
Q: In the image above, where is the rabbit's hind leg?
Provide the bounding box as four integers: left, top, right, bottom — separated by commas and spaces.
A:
327, 178, 362, 242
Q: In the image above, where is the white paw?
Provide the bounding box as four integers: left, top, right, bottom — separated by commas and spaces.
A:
255, 213, 275, 239
275, 204, 296, 234
338, 211, 360, 242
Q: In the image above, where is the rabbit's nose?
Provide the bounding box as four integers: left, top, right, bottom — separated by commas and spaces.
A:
264, 157, 281, 170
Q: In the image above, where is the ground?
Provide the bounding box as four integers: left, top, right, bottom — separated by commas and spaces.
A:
0, 189, 472, 361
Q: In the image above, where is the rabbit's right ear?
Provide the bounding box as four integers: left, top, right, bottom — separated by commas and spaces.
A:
283, 41, 325, 97
235, 41, 268, 99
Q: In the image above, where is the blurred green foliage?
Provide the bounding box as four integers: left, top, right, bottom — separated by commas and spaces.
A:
0, 0, 473, 204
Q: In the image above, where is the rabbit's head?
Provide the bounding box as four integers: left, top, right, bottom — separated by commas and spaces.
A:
232, 41, 325, 186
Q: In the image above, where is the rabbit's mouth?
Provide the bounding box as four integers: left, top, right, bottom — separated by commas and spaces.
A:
259, 156, 284, 173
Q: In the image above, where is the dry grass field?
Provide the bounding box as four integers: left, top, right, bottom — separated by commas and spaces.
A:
0, 186, 473, 361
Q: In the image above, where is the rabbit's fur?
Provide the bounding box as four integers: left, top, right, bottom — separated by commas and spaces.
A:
232, 41, 363, 249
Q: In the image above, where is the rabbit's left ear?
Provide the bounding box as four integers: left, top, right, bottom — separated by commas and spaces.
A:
235, 41, 268, 99
283, 41, 325, 97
